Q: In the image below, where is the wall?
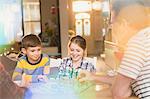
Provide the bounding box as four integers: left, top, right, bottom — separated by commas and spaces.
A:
40, 0, 62, 57
67, 1, 104, 56
40, 0, 58, 32
59, 0, 69, 57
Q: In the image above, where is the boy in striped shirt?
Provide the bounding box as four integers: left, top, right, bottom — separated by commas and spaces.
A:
12, 34, 50, 84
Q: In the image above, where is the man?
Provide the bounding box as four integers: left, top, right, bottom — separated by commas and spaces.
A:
0, 61, 25, 99
78, 0, 150, 99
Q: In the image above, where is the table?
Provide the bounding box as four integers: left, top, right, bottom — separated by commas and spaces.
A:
24, 78, 138, 99
24, 78, 94, 99
79, 84, 138, 99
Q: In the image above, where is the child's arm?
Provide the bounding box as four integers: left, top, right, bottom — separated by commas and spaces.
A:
31, 57, 50, 82
31, 65, 50, 82
12, 61, 23, 81
24, 74, 47, 83
32, 65, 50, 82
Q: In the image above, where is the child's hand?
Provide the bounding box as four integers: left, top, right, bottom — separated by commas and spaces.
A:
21, 74, 31, 88
43, 66, 50, 75
38, 75, 48, 82
77, 70, 94, 82
20, 81, 31, 88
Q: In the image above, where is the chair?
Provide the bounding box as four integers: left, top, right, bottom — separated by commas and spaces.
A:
49, 58, 62, 78
0, 56, 17, 76
50, 58, 62, 67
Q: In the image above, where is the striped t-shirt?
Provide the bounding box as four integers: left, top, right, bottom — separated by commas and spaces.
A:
118, 27, 150, 99
12, 54, 50, 83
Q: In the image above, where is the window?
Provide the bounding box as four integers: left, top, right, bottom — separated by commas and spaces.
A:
23, 0, 41, 35
0, 0, 22, 44
75, 13, 91, 36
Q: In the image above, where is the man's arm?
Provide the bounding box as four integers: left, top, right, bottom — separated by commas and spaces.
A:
112, 73, 133, 99
78, 70, 133, 99
78, 70, 115, 85
93, 74, 115, 85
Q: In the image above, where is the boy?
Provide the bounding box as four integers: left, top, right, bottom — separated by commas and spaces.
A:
12, 34, 50, 83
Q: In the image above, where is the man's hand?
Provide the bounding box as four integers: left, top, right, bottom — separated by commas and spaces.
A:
77, 70, 94, 82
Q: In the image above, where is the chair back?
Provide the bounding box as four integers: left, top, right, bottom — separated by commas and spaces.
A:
50, 58, 62, 67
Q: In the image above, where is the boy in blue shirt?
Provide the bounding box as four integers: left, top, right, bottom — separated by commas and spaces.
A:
12, 34, 50, 83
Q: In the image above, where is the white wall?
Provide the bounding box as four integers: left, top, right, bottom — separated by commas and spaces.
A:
59, 0, 69, 57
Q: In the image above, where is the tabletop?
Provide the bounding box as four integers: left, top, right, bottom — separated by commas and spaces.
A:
24, 78, 95, 99
24, 77, 138, 99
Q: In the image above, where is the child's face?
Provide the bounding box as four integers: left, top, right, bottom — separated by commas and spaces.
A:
69, 43, 84, 62
24, 46, 42, 63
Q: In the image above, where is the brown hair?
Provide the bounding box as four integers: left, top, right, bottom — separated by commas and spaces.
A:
21, 34, 41, 49
68, 35, 86, 51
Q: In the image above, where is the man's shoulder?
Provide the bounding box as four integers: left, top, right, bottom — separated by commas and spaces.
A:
135, 27, 150, 38
129, 27, 150, 43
